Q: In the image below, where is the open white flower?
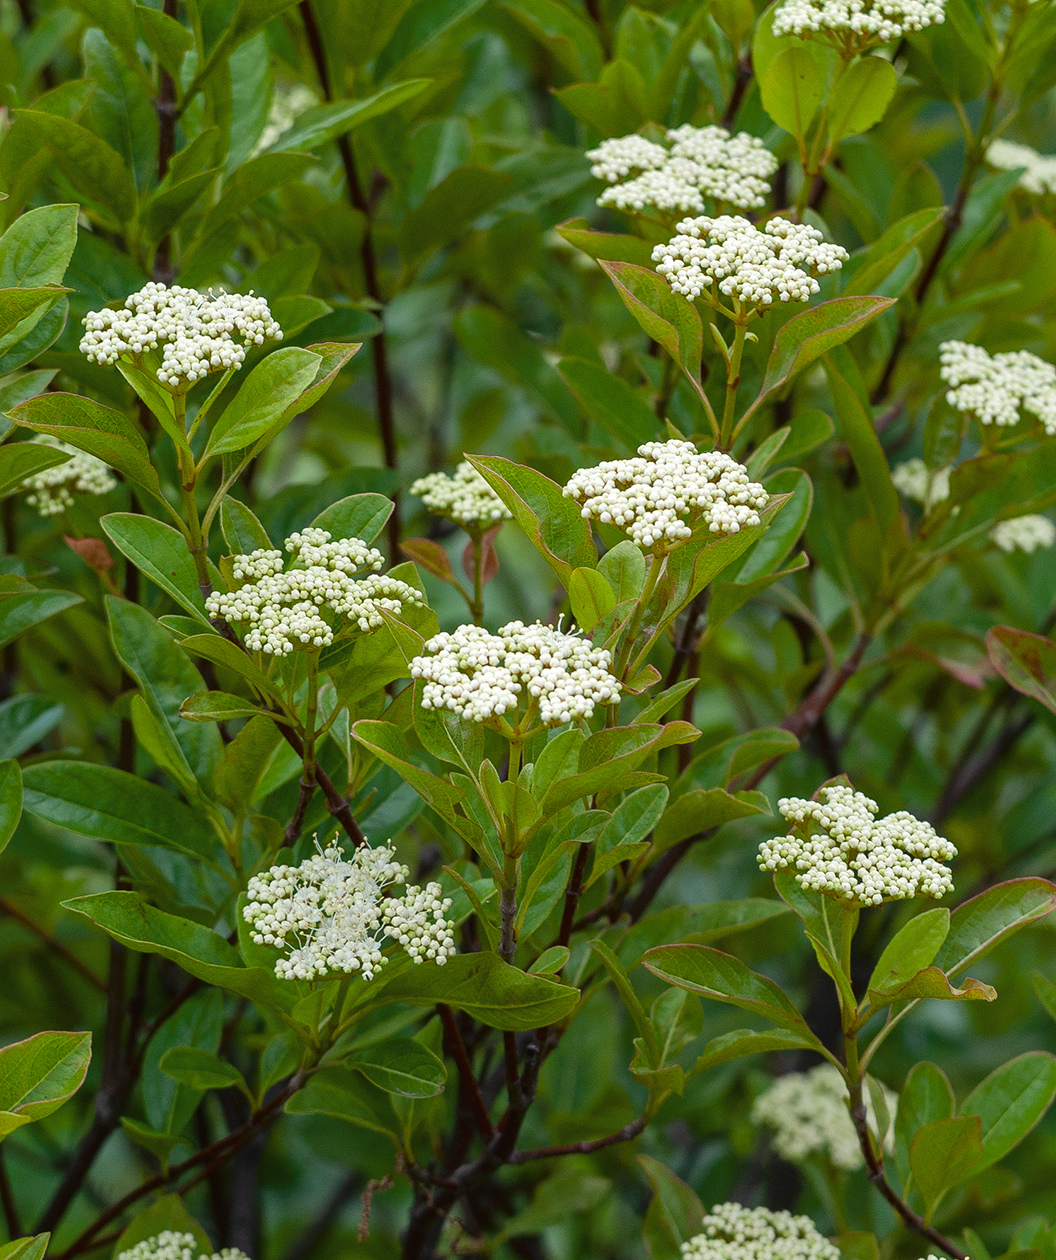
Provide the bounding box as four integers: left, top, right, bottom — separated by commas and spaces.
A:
892, 458, 950, 509
410, 462, 512, 529
590, 126, 778, 216
244, 841, 455, 982
411, 620, 621, 727
563, 439, 768, 550
772, 0, 944, 44
653, 215, 847, 312
22, 435, 116, 517
81, 282, 282, 390
681, 1204, 839, 1260
117, 1232, 249, 1260
991, 515, 1056, 554
206, 526, 422, 654
751, 1063, 896, 1170
939, 341, 1056, 434
758, 783, 956, 905
987, 140, 1056, 196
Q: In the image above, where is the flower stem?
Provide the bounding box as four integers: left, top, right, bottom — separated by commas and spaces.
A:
719, 319, 747, 449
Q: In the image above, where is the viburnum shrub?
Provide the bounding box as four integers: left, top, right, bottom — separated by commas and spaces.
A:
5, 1, 1056, 1260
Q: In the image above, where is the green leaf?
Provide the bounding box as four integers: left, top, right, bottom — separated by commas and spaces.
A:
159, 1046, 248, 1093
180, 691, 265, 722
842, 207, 944, 297
221, 497, 272, 553
866, 966, 996, 1010
934, 878, 1056, 977
311, 492, 393, 546
558, 357, 659, 449
590, 939, 659, 1065
0, 1030, 91, 1141
569, 566, 616, 633
752, 297, 894, 415
760, 46, 824, 139
62, 890, 288, 1011
960, 1052, 1056, 1171
137, 6, 194, 76
140, 169, 220, 249
529, 946, 570, 975
653, 787, 770, 852
0, 589, 82, 648
895, 1061, 955, 1187
400, 167, 513, 266
11, 393, 160, 499
910, 1114, 982, 1218
0, 1235, 50, 1260
348, 1037, 447, 1097
0, 203, 79, 287
283, 1065, 398, 1140
0, 285, 68, 343
365, 952, 578, 1030
14, 110, 137, 223
101, 513, 209, 621
246, 342, 361, 460
823, 352, 900, 534
827, 56, 897, 141
599, 261, 705, 405
867, 907, 949, 994
501, 0, 604, 78
638, 1155, 703, 1260
265, 80, 431, 153
205, 347, 322, 458
193, 153, 316, 246
0, 760, 21, 857
691, 1027, 819, 1073
555, 219, 655, 267
986, 627, 1056, 716
642, 943, 817, 1037
540, 723, 698, 814
180, 634, 285, 707
599, 540, 646, 602
23, 761, 216, 860
467, 454, 596, 585
112, 1196, 213, 1260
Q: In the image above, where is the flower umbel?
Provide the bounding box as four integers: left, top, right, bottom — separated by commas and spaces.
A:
771, 0, 944, 46
411, 620, 621, 727
206, 526, 422, 654
243, 841, 455, 982
987, 140, 1056, 196
81, 282, 282, 390
21, 435, 116, 517
589, 126, 778, 216
563, 440, 768, 551
991, 515, 1056, 554
116, 1233, 249, 1260
410, 461, 512, 529
939, 340, 1056, 434
758, 783, 956, 904
681, 1204, 840, 1260
751, 1064, 896, 1170
652, 215, 847, 313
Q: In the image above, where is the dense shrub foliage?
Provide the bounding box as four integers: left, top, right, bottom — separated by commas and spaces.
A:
4, 1, 1056, 1260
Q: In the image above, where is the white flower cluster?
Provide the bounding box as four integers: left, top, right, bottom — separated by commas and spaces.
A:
80, 283, 283, 389
411, 620, 621, 726
653, 215, 847, 309
772, 0, 944, 42
991, 514, 1056, 554
243, 841, 455, 982
939, 341, 1056, 434
21, 435, 116, 517
205, 527, 421, 654
253, 82, 318, 154
589, 127, 778, 215
987, 140, 1056, 196
759, 784, 957, 905
116, 1232, 248, 1260
681, 1204, 839, 1260
563, 439, 768, 549
410, 461, 512, 528
751, 1064, 896, 1171
891, 458, 950, 509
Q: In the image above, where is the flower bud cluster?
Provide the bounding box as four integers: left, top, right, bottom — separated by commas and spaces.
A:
892, 458, 950, 509
411, 620, 621, 726
81, 282, 282, 389
243, 841, 455, 982
681, 1204, 839, 1260
206, 527, 420, 654
116, 1233, 249, 1260
563, 439, 768, 550
759, 784, 956, 904
22, 435, 116, 517
991, 514, 1056, 554
772, 0, 944, 41
653, 215, 847, 309
590, 127, 778, 215
939, 341, 1056, 434
410, 462, 512, 528
751, 1064, 895, 1170
987, 140, 1056, 196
